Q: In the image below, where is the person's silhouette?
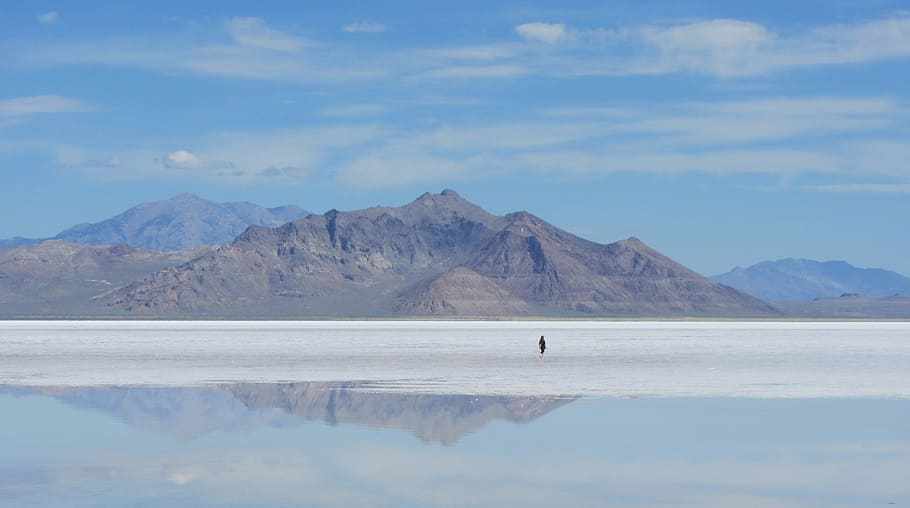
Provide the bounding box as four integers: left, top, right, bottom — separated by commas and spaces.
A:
538, 335, 546, 356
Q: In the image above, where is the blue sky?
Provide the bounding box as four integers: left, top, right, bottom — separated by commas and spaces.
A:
1, 0, 909, 275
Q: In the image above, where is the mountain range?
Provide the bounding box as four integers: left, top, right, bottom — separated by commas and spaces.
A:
0, 193, 309, 251
712, 258, 910, 301
6, 189, 905, 318
105, 190, 775, 318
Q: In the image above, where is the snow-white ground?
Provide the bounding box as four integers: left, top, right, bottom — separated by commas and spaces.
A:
1, 320, 908, 397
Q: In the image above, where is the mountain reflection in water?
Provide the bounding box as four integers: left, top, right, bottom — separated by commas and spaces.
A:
2, 388, 908, 507
4, 383, 576, 444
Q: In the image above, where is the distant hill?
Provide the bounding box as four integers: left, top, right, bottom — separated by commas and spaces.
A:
0, 193, 309, 252
712, 258, 910, 301
54, 193, 309, 250
107, 190, 776, 318
0, 240, 201, 316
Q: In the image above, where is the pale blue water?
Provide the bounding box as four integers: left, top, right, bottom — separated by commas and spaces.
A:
1, 321, 908, 506
0, 386, 907, 507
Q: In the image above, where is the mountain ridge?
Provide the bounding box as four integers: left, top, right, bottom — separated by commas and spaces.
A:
712, 258, 910, 301
0, 239, 202, 316
107, 190, 776, 318
0, 193, 310, 252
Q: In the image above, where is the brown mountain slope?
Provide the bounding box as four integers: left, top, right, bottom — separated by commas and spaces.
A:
106, 190, 776, 317
446, 212, 771, 316
0, 240, 201, 316
396, 266, 531, 316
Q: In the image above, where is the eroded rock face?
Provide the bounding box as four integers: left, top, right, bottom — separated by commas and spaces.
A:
108, 191, 777, 317
396, 267, 530, 316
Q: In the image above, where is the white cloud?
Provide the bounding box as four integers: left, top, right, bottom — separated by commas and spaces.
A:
202, 126, 383, 180
343, 21, 387, 33
334, 96, 907, 186
42, 97, 910, 187
515, 22, 568, 44
225, 17, 305, 52
164, 149, 203, 170
424, 14, 910, 80
780, 15, 910, 66
26, 37, 386, 84
570, 14, 910, 77
37, 11, 60, 25
17, 14, 910, 83
57, 126, 385, 182
640, 19, 775, 77
0, 95, 92, 116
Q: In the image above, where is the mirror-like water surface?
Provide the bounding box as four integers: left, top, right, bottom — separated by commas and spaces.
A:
1, 386, 908, 507
1, 321, 908, 506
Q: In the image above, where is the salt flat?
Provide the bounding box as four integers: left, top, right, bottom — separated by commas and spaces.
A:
1, 321, 908, 398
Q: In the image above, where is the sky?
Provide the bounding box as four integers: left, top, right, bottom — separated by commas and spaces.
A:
1, 0, 909, 275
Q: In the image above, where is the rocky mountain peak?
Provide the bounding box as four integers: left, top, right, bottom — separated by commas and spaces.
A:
410, 189, 469, 206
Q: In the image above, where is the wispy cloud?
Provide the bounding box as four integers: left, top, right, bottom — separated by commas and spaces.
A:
421, 45, 520, 61
0, 95, 93, 116
47, 96, 908, 187
523, 14, 910, 78
515, 22, 568, 44
37, 11, 60, 25
805, 183, 910, 193
25, 37, 385, 84
418, 64, 529, 79
343, 21, 387, 33
58, 126, 385, 182
18, 14, 910, 83
225, 17, 306, 52
18, 17, 385, 84
334, 96, 907, 187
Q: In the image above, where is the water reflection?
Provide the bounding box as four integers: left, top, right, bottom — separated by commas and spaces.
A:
1, 387, 907, 507
2, 383, 575, 444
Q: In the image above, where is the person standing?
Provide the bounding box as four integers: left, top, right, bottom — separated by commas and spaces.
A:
538, 335, 546, 356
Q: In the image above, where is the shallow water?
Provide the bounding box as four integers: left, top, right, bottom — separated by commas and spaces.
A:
1, 321, 908, 506
1, 321, 908, 397
1, 385, 908, 507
